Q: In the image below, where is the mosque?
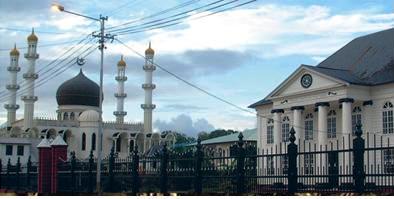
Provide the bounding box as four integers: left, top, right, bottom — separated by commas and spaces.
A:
0, 30, 175, 164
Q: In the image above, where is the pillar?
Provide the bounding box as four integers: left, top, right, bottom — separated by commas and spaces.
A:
37, 138, 51, 194
271, 109, 284, 147
50, 135, 68, 194
114, 55, 127, 123
316, 102, 329, 148
339, 98, 354, 147
291, 106, 304, 142
4, 44, 21, 126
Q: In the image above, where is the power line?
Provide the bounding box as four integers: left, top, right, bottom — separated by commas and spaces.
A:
109, 0, 228, 33
0, 37, 95, 101
0, 27, 65, 35
0, 38, 89, 51
0, 34, 93, 97
107, 0, 201, 30
113, 0, 256, 35
115, 38, 354, 137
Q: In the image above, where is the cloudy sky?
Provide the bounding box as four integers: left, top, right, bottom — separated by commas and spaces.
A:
0, 0, 393, 137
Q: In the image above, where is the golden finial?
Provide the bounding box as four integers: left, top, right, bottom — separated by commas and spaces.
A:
27, 28, 38, 42
10, 43, 20, 56
117, 55, 126, 67
145, 41, 155, 55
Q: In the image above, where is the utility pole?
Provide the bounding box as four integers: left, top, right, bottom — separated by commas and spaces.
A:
52, 4, 115, 194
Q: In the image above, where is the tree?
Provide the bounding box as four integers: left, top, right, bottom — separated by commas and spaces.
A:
198, 129, 241, 141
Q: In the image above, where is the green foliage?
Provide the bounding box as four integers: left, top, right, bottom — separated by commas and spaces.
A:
198, 129, 241, 141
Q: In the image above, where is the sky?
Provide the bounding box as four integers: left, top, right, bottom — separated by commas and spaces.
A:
0, 0, 393, 137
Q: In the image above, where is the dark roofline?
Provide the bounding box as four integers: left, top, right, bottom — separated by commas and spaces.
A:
248, 98, 272, 108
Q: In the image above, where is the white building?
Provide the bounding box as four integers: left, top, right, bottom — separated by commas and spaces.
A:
249, 28, 394, 178
0, 30, 175, 164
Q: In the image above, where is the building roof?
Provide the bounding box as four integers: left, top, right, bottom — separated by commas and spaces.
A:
249, 28, 394, 108
56, 69, 101, 107
0, 137, 32, 145
190, 129, 256, 146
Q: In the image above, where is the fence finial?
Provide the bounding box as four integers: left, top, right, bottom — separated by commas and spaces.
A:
289, 127, 296, 143
238, 132, 244, 148
355, 122, 363, 137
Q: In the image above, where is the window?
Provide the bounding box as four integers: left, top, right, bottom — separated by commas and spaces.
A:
129, 140, 135, 153
5, 145, 12, 156
267, 156, 274, 175
91, 133, 96, 151
304, 154, 314, 174
70, 112, 75, 120
282, 116, 290, 142
305, 113, 314, 141
116, 138, 121, 152
352, 107, 362, 135
82, 133, 86, 151
383, 102, 394, 134
17, 145, 24, 156
384, 149, 394, 173
267, 119, 274, 144
327, 110, 336, 138
63, 112, 68, 120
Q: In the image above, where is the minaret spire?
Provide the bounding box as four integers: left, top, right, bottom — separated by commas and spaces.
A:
114, 55, 127, 123
4, 44, 21, 126
142, 42, 156, 136
22, 28, 39, 130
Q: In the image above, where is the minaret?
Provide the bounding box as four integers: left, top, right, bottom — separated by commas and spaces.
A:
141, 42, 156, 134
4, 44, 21, 126
114, 55, 127, 123
21, 28, 39, 130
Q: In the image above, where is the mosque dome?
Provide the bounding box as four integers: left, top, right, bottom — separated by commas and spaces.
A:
56, 69, 101, 107
79, 110, 100, 122
27, 28, 38, 42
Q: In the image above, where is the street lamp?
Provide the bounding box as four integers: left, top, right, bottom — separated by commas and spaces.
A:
52, 3, 113, 194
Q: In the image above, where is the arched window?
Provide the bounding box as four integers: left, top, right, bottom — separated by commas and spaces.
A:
327, 110, 336, 138
63, 112, 68, 120
305, 113, 313, 141
267, 119, 274, 144
70, 112, 75, 120
129, 140, 135, 153
281, 116, 290, 142
82, 133, 86, 151
91, 133, 96, 151
57, 112, 61, 121
383, 102, 394, 134
116, 138, 121, 152
352, 107, 362, 135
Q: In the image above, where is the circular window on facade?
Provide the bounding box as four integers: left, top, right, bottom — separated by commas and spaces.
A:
301, 74, 312, 88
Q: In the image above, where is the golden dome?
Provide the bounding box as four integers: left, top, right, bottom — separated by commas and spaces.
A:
117, 55, 126, 67
27, 28, 38, 42
10, 44, 19, 56
145, 42, 154, 55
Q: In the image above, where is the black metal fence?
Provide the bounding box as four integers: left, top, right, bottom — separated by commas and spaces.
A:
1, 124, 394, 195
0, 156, 38, 192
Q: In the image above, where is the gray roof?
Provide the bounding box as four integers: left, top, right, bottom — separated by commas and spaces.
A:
315, 28, 394, 85
249, 28, 394, 108
189, 129, 257, 146
0, 137, 32, 144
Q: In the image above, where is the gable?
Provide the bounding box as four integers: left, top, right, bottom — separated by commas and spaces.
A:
268, 65, 347, 99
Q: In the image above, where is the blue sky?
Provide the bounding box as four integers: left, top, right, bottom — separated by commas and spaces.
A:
0, 0, 393, 136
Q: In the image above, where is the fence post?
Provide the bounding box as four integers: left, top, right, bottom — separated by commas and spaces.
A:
27, 156, 31, 190
160, 143, 168, 195
16, 157, 20, 190
353, 123, 365, 193
88, 150, 94, 193
6, 158, 11, 189
108, 146, 115, 192
131, 145, 140, 195
287, 127, 298, 194
236, 133, 245, 195
70, 151, 76, 194
194, 138, 203, 195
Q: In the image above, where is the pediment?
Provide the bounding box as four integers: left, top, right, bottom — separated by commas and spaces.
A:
268, 65, 348, 99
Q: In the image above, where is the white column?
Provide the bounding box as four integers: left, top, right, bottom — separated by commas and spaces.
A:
316, 103, 329, 148
340, 98, 353, 147
362, 100, 373, 146
114, 56, 127, 123
5, 45, 21, 126
272, 109, 283, 147
291, 106, 304, 143
141, 43, 156, 137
